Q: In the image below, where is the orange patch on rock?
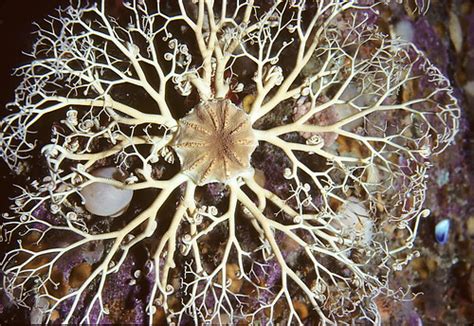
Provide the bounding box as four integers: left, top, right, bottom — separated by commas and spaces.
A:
69, 262, 92, 288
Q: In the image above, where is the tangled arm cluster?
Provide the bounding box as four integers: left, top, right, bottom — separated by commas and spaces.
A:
0, 0, 459, 324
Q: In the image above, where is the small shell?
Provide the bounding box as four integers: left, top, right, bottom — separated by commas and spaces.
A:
448, 12, 463, 53
80, 167, 133, 217
434, 219, 450, 245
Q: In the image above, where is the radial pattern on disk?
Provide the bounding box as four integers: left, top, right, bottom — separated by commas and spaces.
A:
171, 99, 258, 185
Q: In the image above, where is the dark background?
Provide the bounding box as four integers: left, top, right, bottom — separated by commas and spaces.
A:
0, 0, 71, 108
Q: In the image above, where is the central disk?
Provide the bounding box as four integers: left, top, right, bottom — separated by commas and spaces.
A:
171, 99, 258, 185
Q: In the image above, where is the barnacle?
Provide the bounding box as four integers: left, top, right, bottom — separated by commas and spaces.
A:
0, 0, 459, 324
